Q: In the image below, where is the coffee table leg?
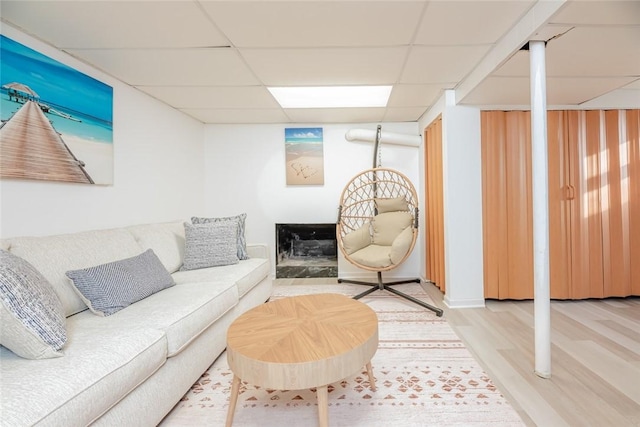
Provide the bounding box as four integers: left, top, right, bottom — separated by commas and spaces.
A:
225, 375, 241, 427
366, 361, 377, 391
317, 385, 329, 427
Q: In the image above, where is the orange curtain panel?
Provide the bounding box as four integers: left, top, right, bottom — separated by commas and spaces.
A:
481, 109, 639, 300
424, 117, 445, 292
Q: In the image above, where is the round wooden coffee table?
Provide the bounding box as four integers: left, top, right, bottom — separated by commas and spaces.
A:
225, 293, 378, 427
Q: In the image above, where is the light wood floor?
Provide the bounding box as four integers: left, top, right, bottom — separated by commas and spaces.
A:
276, 278, 640, 426
421, 282, 640, 427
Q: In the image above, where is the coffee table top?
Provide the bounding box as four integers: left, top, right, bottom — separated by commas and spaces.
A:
226, 293, 378, 390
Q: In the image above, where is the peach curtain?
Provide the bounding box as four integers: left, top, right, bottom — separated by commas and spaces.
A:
424, 117, 445, 292
481, 109, 639, 299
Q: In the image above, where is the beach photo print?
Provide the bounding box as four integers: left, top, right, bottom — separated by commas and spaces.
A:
284, 127, 324, 186
0, 35, 113, 185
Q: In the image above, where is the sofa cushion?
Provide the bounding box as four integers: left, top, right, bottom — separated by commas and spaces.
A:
0, 250, 66, 359
0, 319, 166, 426
7, 228, 143, 316
172, 257, 269, 298
66, 249, 176, 316
192, 213, 249, 260
181, 221, 239, 271
127, 221, 185, 273
77, 280, 238, 357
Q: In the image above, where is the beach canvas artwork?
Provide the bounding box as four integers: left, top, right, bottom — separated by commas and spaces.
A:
0, 35, 113, 185
285, 127, 324, 185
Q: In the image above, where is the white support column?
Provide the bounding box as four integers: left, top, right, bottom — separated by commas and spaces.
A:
529, 40, 551, 379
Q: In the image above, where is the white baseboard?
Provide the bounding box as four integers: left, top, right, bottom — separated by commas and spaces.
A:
443, 294, 486, 309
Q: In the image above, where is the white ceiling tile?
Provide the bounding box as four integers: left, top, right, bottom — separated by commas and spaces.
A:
494, 27, 640, 78
492, 50, 528, 76
202, 1, 425, 48
284, 108, 386, 124
401, 45, 491, 84
65, 48, 259, 86
241, 47, 408, 86
622, 79, 640, 90
581, 87, 640, 109
415, 1, 535, 45
139, 86, 279, 109
2, 1, 229, 48
550, 0, 640, 25
460, 76, 530, 105
460, 76, 638, 106
387, 84, 451, 108
547, 77, 640, 105
545, 27, 640, 77
181, 108, 289, 124
383, 107, 430, 122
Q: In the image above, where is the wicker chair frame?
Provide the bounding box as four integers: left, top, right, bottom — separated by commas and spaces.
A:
336, 167, 443, 316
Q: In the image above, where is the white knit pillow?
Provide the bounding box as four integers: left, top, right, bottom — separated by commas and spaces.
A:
192, 213, 249, 260
180, 222, 239, 271
0, 250, 66, 359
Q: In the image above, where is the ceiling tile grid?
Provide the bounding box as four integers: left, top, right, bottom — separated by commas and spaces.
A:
1, 1, 637, 123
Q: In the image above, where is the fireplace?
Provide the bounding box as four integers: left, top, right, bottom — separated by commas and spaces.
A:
275, 223, 338, 278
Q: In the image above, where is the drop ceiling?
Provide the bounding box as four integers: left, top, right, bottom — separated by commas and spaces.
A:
1, 1, 638, 124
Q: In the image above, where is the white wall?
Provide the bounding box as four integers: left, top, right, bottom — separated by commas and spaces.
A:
203, 122, 422, 279
0, 25, 205, 238
440, 91, 485, 308
418, 91, 485, 308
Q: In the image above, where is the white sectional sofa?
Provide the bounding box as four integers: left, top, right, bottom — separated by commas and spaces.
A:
0, 220, 273, 426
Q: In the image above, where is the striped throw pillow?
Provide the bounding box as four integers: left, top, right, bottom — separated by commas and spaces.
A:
65, 249, 175, 316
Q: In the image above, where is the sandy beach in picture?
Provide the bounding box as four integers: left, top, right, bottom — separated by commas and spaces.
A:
64, 135, 114, 185
286, 153, 324, 185
285, 127, 325, 185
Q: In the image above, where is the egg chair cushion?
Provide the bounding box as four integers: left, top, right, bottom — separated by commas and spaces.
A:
390, 226, 413, 264
349, 245, 393, 269
375, 197, 408, 214
341, 223, 372, 255
372, 212, 412, 246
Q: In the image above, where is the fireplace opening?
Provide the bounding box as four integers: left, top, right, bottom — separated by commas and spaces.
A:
275, 223, 338, 278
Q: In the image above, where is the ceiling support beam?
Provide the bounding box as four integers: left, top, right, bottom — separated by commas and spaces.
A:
455, 0, 567, 105
529, 40, 551, 379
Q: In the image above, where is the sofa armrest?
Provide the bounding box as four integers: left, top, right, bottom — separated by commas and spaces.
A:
246, 243, 269, 259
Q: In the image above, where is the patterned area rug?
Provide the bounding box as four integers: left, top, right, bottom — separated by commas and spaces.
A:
161, 283, 524, 426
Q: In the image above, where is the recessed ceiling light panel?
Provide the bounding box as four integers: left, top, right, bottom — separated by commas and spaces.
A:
268, 86, 392, 108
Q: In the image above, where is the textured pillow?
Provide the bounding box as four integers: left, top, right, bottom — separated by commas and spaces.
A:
341, 223, 371, 255
375, 196, 409, 213
372, 211, 413, 246
65, 249, 175, 316
192, 213, 248, 260
0, 250, 66, 359
181, 221, 239, 271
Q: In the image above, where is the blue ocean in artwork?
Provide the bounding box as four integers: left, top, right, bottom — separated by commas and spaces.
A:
0, 35, 113, 144
285, 127, 323, 143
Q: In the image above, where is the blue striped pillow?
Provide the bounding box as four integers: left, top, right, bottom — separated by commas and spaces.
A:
66, 249, 175, 316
